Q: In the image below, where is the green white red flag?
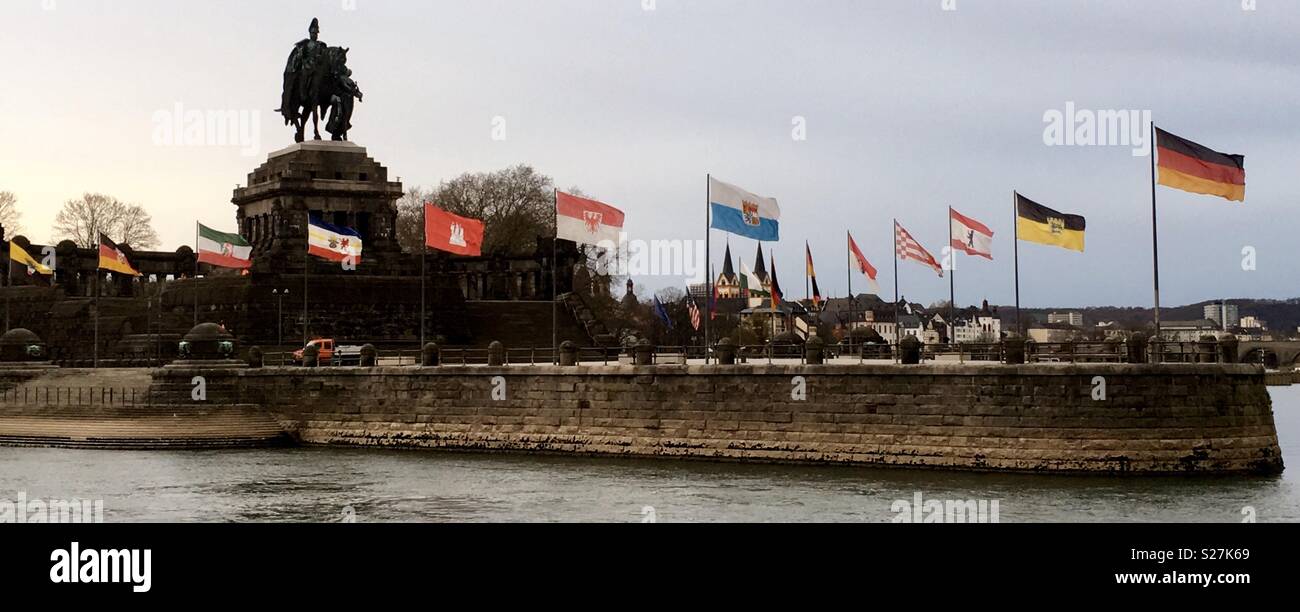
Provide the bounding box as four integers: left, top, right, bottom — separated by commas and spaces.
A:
197, 223, 252, 269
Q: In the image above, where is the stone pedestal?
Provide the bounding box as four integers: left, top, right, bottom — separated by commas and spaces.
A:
0, 328, 51, 365
232, 141, 406, 276
153, 323, 247, 405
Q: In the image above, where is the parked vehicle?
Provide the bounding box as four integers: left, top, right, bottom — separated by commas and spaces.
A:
331, 345, 365, 366
292, 338, 363, 365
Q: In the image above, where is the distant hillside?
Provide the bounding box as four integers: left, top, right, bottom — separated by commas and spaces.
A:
1009, 298, 1300, 337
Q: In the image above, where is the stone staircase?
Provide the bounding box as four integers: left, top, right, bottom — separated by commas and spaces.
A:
0, 404, 290, 449
560, 292, 616, 346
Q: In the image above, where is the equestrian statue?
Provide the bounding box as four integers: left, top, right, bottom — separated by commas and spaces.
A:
278, 18, 363, 142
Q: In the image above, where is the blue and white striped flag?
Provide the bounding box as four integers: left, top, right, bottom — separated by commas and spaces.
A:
709, 177, 780, 242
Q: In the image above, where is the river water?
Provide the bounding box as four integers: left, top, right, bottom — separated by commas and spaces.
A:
2, 387, 1297, 523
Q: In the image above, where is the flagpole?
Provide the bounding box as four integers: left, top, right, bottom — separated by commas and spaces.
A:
552, 188, 558, 363
193, 221, 199, 325
1012, 191, 1022, 337
769, 250, 776, 341
892, 220, 900, 362
846, 231, 852, 341
5, 242, 11, 332
1149, 120, 1162, 352
704, 174, 711, 364
420, 201, 426, 350
303, 233, 309, 347
93, 266, 99, 368
947, 207, 956, 336
805, 241, 810, 306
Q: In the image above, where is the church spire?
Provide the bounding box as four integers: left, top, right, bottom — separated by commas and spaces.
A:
753, 243, 768, 282
719, 242, 736, 283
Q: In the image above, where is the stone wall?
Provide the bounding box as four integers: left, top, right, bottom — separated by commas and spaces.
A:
161, 362, 1285, 475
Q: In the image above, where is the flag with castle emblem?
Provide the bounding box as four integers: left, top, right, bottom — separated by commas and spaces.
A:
196, 223, 252, 269
97, 234, 141, 276
708, 177, 780, 241
556, 191, 625, 247
424, 202, 484, 257
308, 214, 363, 263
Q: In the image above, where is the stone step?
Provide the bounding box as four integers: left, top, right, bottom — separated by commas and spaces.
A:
0, 404, 289, 449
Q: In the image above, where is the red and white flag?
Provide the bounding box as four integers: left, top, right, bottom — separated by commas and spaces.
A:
425, 202, 484, 257
949, 207, 994, 260
847, 232, 881, 294
556, 191, 625, 247
686, 294, 702, 331
895, 221, 943, 277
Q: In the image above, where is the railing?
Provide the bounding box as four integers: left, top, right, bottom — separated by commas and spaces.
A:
0, 386, 153, 407
50, 350, 173, 369
1023, 341, 1129, 364
32, 339, 1245, 369
1148, 340, 1224, 364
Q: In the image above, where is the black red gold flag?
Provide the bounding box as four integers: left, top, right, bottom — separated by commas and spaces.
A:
1155, 128, 1245, 202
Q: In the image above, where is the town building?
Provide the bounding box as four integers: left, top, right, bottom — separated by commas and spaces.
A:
1204, 303, 1239, 329
1027, 327, 1075, 343
950, 301, 1003, 344
1047, 312, 1084, 327
712, 243, 742, 299
1161, 319, 1221, 342
1240, 315, 1267, 330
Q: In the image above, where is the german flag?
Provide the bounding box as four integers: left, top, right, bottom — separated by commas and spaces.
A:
769, 252, 783, 312
805, 242, 821, 309
1016, 193, 1086, 253
98, 234, 141, 276
1156, 127, 1245, 202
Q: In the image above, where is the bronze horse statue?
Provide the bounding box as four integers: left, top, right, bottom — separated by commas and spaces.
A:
278, 19, 362, 142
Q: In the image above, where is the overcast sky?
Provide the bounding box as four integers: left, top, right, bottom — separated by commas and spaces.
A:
1, 0, 1296, 309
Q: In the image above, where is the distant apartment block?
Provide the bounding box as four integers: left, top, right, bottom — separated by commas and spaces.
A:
1047, 312, 1084, 327
1204, 303, 1239, 329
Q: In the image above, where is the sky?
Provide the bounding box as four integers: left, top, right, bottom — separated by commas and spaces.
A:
1, 0, 1296, 309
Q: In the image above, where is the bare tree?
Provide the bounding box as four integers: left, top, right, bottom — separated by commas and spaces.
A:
395, 186, 432, 253
394, 165, 557, 257
0, 191, 22, 236
114, 203, 160, 249
52, 193, 160, 249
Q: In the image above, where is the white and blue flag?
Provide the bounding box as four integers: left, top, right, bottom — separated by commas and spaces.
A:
709, 177, 780, 242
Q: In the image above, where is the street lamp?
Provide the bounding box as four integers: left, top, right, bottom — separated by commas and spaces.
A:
272, 288, 290, 351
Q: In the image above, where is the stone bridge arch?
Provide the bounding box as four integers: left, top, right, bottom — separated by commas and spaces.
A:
1239, 341, 1300, 369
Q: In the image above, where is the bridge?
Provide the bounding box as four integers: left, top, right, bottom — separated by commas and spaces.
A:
1239, 341, 1300, 369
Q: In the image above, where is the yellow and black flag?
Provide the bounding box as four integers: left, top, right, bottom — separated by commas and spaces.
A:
1155, 127, 1245, 202
9, 241, 53, 275
1015, 192, 1085, 253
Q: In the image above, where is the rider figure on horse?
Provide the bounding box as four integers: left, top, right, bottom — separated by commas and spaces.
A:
279, 18, 335, 143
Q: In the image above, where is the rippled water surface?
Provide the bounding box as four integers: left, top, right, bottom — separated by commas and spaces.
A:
3, 387, 1297, 522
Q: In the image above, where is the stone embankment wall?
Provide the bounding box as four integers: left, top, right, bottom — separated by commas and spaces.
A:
157, 362, 1287, 475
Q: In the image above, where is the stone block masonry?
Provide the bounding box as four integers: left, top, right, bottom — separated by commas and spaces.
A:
165, 363, 1283, 474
